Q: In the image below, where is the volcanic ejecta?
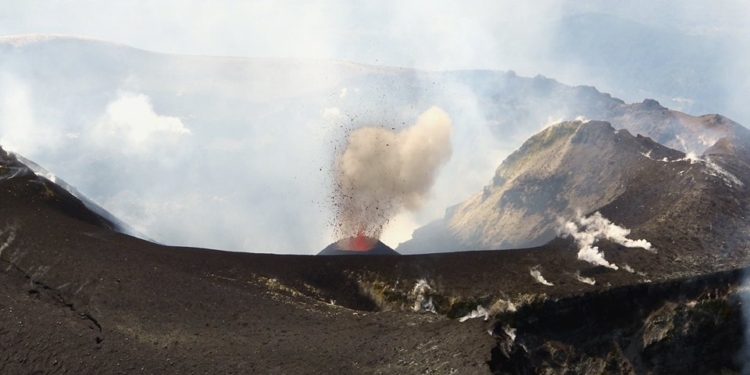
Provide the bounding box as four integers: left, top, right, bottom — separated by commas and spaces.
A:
331, 106, 453, 250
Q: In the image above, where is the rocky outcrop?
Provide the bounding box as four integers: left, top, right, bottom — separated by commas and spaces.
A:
400, 116, 750, 255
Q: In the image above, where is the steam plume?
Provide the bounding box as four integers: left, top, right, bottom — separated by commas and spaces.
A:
332, 106, 452, 240
0, 225, 17, 257
411, 279, 436, 313
459, 305, 489, 322
559, 211, 653, 270
574, 271, 596, 285
530, 266, 553, 286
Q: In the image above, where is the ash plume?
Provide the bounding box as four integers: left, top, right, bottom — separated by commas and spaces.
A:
559, 211, 653, 270
332, 106, 452, 240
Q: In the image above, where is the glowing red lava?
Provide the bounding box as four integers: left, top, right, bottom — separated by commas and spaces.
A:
335, 230, 376, 252
350, 231, 372, 251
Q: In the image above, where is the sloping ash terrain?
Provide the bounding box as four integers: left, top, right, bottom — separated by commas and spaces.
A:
2, 131, 750, 373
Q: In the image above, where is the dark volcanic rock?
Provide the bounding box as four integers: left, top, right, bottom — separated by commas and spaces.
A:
487, 269, 746, 374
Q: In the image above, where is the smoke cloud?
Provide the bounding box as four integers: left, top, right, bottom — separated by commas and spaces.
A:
559, 211, 653, 270
94, 93, 192, 155
333, 106, 452, 239
0, 74, 63, 156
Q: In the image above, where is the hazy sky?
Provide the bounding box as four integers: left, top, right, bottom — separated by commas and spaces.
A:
2, 1, 746, 73
0, 1, 548, 73
2, 1, 749, 105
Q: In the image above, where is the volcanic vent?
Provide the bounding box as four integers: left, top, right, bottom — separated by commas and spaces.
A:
317, 232, 399, 255
321, 107, 453, 255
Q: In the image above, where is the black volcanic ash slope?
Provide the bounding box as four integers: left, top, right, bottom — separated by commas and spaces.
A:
0, 146, 497, 374
2, 143, 750, 374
